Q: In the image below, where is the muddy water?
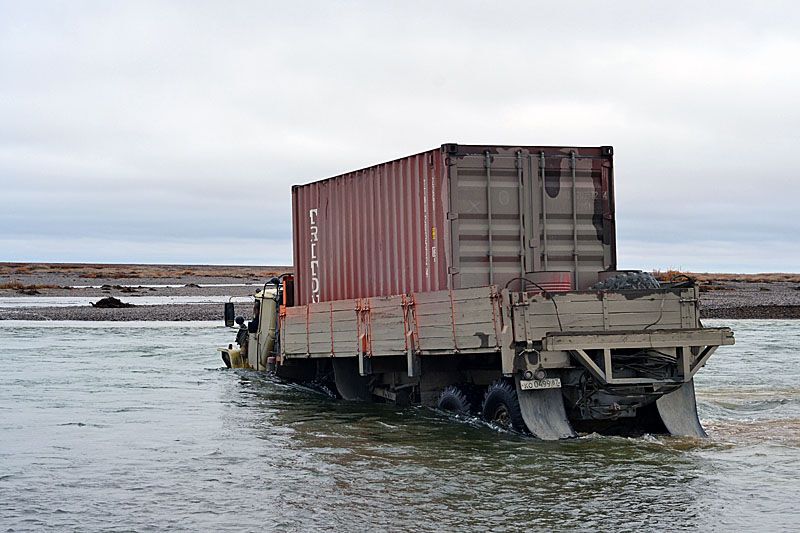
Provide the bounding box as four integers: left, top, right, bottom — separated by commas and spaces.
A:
0, 319, 798, 531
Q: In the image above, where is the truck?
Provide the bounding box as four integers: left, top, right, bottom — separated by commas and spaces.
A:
218, 143, 734, 440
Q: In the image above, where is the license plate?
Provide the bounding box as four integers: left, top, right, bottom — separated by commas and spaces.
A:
520, 378, 562, 390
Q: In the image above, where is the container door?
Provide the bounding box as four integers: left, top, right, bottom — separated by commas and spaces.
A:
536, 151, 615, 289
448, 148, 536, 291
448, 146, 615, 291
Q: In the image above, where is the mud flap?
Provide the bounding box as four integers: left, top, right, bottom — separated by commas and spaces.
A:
655, 379, 707, 438
332, 358, 371, 401
514, 376, 576, 440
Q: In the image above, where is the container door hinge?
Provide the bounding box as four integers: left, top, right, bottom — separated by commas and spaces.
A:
448, 267, 460, 274
447, 212, 458, 220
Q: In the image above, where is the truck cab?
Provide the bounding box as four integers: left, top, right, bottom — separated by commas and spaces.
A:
219, 283, 279, 371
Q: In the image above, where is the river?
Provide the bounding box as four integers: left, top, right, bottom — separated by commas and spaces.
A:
1, 319, 798, 531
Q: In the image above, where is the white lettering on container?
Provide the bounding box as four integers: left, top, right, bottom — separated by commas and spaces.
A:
309, 208, 320, 303
423, 176, 430, 280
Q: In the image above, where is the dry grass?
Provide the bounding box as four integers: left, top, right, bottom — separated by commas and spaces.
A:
652, 269, 689, 282
0, 280, 59, 290
652, 270, 800, 284
696, 272, 800, 283
0, 262, 292, 280
687, 272, 800, 283
2, 263, 797, 284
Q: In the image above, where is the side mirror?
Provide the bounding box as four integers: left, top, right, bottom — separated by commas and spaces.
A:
224, 302, 235, 327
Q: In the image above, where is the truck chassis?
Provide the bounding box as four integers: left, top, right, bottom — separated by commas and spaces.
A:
222, 280, 733, 440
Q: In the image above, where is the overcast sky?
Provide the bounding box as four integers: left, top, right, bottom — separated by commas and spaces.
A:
1, 1, 798, 272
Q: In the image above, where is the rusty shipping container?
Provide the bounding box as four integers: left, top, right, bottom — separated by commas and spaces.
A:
292, 144, 616, 306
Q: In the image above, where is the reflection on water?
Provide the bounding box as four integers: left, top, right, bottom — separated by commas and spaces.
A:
0, 319, 798, 531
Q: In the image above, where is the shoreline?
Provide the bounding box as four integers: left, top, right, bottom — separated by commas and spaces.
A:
2, 263, 799, 321
4, 303, 797, 322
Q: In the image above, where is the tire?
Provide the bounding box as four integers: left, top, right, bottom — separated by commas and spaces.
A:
591, 271, 660, 291
481, 380, 526, 432
437, 385, 472, 415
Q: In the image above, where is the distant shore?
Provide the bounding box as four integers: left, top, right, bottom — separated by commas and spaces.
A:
0, 263, 288, 322
1, 263, 799, 321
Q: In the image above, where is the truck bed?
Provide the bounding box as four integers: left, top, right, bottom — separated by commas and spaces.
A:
280, 284, 701, 361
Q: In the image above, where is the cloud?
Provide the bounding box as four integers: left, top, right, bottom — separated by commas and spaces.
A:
619, 239, 800, 274
1, 1, 798, 270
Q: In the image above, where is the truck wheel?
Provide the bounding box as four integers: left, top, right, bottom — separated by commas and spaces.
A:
591, 271, 660, 291
436, 385, 471, 415
482, 380, 526, 432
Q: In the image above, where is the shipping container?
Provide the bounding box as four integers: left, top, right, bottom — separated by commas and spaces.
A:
292, 144, 616, 306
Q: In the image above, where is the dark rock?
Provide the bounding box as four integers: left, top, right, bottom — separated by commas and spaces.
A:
91, 296, 135, 308
18, 288, 40, 295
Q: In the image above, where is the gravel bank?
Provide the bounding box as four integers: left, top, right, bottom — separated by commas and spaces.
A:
2, 264, 800, 320
0, 264, 278, 321
699, 281, 800, 318
0, 264, 268, 321
4, 289, 798, 321
0, 263, 289, 289
0, 303, 254, 322
704, 305, 800, 319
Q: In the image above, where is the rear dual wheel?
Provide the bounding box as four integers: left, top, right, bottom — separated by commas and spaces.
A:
437, 380, 527, 433
481, 380, 526, 432
436, 385, 472, 415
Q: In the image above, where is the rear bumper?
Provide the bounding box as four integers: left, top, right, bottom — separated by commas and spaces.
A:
542, 327, 734, 351
542, 327, 734, 386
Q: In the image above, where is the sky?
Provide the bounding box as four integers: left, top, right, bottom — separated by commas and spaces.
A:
1, 1, 798, 272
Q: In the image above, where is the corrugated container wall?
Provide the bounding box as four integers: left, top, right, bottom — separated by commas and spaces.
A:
292, 144, 616, 306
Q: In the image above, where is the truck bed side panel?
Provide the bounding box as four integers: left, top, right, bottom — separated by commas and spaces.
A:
281, 286, 504, 359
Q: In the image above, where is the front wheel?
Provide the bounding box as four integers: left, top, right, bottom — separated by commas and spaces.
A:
482, 380, 526, 432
